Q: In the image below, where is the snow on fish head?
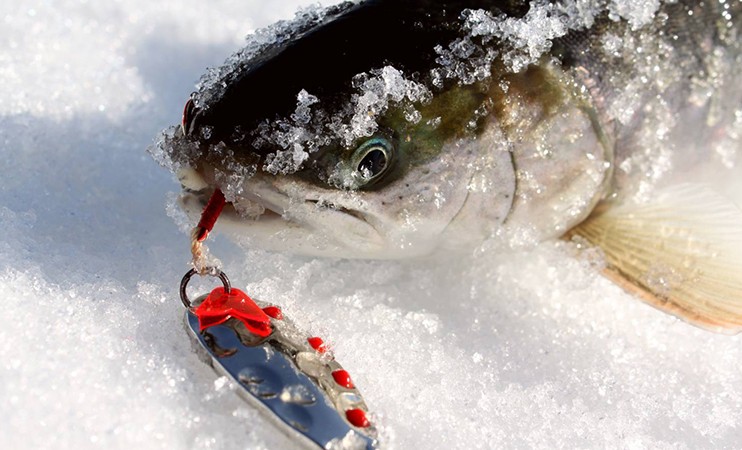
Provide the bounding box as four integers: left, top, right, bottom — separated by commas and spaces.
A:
158, 1, 611, 258
173, 60, 608, 259
176, 79, 519, 259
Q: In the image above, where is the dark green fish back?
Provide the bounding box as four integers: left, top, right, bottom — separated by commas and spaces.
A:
188, 0, 532, 153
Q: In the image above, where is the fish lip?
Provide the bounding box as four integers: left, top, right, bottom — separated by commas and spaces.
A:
178, 165, 385, 251
302, 197, 372, 224
226, 177, 385, 249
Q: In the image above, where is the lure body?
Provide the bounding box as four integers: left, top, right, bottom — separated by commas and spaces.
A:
185, 286, 377, 449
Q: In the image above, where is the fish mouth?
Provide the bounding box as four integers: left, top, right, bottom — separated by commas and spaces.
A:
178, 168, 386, 257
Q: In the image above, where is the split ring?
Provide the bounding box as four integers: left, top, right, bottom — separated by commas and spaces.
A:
179, 268, 231, 309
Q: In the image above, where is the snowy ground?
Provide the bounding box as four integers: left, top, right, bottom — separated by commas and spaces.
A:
2, 1, 742, 449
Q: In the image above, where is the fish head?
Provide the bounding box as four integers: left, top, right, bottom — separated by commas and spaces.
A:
178, 80, 517, 259
164, 1, 607, 258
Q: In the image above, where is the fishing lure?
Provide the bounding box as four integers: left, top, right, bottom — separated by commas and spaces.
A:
179, 189, 377, 449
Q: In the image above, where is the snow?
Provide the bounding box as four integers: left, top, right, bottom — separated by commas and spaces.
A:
256, 64, 432, 177
1, 1, 742, 449
465, 3, 570, 73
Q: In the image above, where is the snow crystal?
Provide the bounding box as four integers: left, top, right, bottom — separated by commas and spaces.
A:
259, 109, 326, 176
344, 66, 431, 145
436, 0, 669, 79
433, 34, 499, 85
292, 89, 320, 125
2, 0, 742, 450
259, 65, 431, 175
607, 0, 661, 30
467, 3, 570, 72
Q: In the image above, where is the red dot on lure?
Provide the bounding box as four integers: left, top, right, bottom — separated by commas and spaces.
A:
262, 305, 283, 320
307, 337, 326, 353
331, 369, 355, 389
345, 408, 370, 428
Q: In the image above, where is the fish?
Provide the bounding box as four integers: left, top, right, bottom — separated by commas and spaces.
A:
153, 0, 742, 333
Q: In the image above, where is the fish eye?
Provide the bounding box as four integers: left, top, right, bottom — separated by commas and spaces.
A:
358, 148, 387, 178
353, 138, 393, 185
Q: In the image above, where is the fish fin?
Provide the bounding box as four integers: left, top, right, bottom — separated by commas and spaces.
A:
569, 184, 742, 334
